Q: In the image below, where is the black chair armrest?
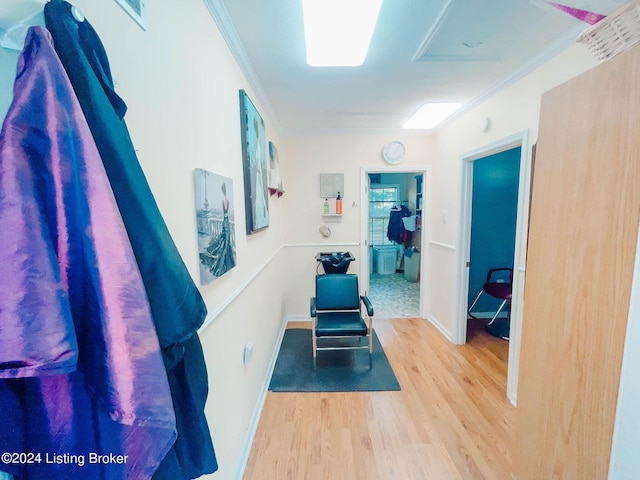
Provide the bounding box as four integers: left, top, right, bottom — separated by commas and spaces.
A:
310, 297, 317, 317
360, 295, 374, 317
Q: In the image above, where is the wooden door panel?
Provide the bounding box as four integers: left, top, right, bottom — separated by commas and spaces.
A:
515, 44, 640, 479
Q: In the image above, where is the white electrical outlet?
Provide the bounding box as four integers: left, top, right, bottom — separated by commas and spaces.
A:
243, 341, 254, 364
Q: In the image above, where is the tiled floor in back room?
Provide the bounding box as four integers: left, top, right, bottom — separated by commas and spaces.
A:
367, 272, 420, 318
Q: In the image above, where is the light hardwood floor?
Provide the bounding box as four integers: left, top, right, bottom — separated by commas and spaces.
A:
243, 317, 512, 480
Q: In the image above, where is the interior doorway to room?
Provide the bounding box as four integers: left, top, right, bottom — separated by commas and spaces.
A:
467, 147, 521, 339
360, 168, 428, 319
456, 131, 530, 404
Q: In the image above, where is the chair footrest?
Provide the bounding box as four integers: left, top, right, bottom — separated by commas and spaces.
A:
316, 344, 371, 352
315, 335, 369, 352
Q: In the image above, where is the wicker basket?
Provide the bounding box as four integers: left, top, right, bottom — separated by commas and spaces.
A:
577, 1, 640, 61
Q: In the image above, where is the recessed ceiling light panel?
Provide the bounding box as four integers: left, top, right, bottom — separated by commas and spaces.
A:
403, 102, 462, 129
302, 0, 383, 67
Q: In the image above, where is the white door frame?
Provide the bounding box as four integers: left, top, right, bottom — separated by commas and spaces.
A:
455, 130, 532, 405
360, 166, 431, 319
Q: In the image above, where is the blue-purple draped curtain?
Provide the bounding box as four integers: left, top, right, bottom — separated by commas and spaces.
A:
0, 27, 176, 479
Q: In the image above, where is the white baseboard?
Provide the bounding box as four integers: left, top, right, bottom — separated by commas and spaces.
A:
232, 316, 288, 480
425, 314, 454, 343
286, 315, 312, 324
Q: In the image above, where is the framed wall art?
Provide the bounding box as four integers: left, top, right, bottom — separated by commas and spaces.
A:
268, 141, 284, 197
114, 0, 146, 30
194, 168, 237, 284
239, 90, 269, 234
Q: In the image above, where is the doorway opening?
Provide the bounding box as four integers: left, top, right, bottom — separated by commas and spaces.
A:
467, 147, 521, 338
360, 167, 429, 319
456, 131, 531, 405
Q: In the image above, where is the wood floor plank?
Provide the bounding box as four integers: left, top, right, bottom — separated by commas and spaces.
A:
243, 318, 513, 480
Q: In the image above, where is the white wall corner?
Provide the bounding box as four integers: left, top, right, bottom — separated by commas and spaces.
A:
425, 314, 454, 343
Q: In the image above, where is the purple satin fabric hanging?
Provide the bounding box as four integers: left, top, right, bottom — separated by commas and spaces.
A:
0, 27, 176, 479
544, 1, 606, 25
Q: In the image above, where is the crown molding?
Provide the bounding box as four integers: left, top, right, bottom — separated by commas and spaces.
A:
280, 127, 436, 137
433, 23, 586, 132
202, 0, 282, 133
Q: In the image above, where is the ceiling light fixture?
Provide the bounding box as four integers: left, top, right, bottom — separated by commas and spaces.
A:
403, 102, 462, 129
302, 0, 383, 67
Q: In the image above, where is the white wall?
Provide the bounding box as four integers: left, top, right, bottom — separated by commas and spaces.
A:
82, 2, 289, 477
80, 2, 289, 477
609, 223, 640, 480
279, 134, 434, 316
1, 1, 286, 478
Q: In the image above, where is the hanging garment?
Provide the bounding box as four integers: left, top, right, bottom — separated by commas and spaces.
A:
0, 26, 176, 480
43, 2, 217, 477
43, 0, 207, 349
387, 205, 411, 244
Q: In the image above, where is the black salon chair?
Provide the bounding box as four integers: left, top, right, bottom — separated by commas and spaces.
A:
310, 274, 374, 368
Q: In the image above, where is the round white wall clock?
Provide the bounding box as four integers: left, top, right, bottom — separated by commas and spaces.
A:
382, 141, 406, 165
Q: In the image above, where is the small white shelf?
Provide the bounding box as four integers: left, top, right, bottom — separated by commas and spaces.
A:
322, 213, 343, 222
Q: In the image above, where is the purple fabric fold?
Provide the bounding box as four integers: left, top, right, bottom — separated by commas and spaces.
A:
545, 1, 606, 25
0, 27, 176, 479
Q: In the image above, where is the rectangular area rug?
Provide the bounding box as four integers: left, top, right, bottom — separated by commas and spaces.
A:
269, 328, 401, 392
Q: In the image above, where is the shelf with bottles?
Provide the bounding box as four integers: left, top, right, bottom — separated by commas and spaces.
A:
321, 207, 343, 220
322, 193, 343, 218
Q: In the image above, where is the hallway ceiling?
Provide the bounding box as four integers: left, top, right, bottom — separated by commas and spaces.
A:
207, 0, 624, 134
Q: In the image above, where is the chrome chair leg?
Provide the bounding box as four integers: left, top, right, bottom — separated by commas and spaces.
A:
468, 290, 484, 318
312, 321, 317, 369
487, 298, 509, 326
